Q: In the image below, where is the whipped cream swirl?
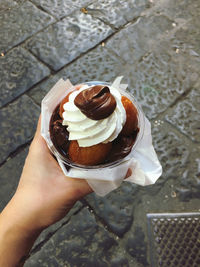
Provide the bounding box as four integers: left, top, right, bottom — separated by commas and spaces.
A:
62, 84, 126, 147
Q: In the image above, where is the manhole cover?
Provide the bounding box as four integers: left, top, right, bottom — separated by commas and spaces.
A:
147, 213, 200, 267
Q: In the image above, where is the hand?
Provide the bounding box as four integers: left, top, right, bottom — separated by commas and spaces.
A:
0, 116, 93, 266
16, 115, 131, 230
0, 114, 132, 267
13, 116, 93, 231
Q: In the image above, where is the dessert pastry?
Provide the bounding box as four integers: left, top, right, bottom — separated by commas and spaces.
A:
121, 96, 138, 135
68, 140, 112, 165
50, 83, 139, 166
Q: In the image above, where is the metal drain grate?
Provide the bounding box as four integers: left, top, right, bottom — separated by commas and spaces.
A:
147, 213, 200, 267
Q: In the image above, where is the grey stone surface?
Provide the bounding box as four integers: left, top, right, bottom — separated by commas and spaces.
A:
88, 0, 150, 29
25, 208, 118, 266
0, 1, 54, 53
31, 0, 93, 19
27, 45, 123, 105
25, 11, 113, 71
125, 177, 200, 266
117, 119, 200, 265
151, 121, 189, 188
13, 0, 28, 4
159, 1, 200, 76
58, 45, 123, 85
32, 201, 83, 250
176, 150, 200, 201
27, 74, 63, 106
85, 182, 139, 237
171, 25, 200, 57
151, 120, 200, 201
126, 226, 150, 266
0, 0, 17, 11
121, 48, 198, 119
0, 95, 40, 164
155, 0, 200, 22
0, 148, 28, 211
0, 47, 50, 107
0, 0, 200, 266
166, 16, 200, 74
106, 14, 174, 63
166, 89, 200, 143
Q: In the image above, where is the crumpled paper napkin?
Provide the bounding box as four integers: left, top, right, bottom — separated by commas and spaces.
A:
41, 77, 162, 196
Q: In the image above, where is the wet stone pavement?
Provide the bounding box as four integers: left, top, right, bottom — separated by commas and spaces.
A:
0, 0, 200, 266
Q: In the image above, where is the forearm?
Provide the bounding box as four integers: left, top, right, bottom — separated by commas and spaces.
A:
0, 199, 42, 267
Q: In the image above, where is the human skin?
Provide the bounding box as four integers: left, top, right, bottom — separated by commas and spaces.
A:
0, 116, 93, 267
0, 116, 131, 267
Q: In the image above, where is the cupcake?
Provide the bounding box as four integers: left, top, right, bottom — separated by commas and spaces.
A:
50, 82, 139, 167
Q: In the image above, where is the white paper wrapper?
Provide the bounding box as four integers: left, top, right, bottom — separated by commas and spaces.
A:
41, 77, 162, 196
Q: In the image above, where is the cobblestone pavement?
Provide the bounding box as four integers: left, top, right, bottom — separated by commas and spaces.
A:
0, 0, 200, 266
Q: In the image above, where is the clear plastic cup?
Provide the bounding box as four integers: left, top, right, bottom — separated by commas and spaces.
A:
49, 81, 145, 171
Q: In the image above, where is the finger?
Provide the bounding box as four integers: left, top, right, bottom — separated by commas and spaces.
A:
34, 114, 42, 138
31, 114, 51, 154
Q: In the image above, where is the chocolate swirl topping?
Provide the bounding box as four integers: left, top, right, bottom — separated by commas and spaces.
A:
74, 85, 116, 120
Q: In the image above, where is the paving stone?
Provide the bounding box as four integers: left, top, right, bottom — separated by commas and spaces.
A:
88, 0, 150, 29
31, 0, 92, 19
121, 48, 198, 119
110, 257, 129, 267
57, 45, 123, 85
175, 151, 200, 201
0, 47, 50, 108
170, 20, 200, 60
125, 175, 200, 266
149, 120, 200, 201
27, 45, 123, 105
85, 182, 139, 237
32, 201, 83, 249
107, 245, 134, 266
160, 1, 200, 68
0, 95, 40, 164
126, 226, 149, 266
0, 0, 17, 12
25, 11, 113, 71
106, 15, 174, 64
13, 0, 27, 3
0, 0, 199, 265
27, 74, 63, 106
0, 148, 28, 211
0, 1, 54, 53
121, 123, 200, 265
156, 0, 200, 22
25, 208, 118, 267
151, 121, 190, 190
166, 89, 200, 143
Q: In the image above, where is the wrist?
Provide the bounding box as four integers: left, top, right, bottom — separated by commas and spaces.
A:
1, 193, 44, 235
0, 200, 42, 267
0, 208, 41, 250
